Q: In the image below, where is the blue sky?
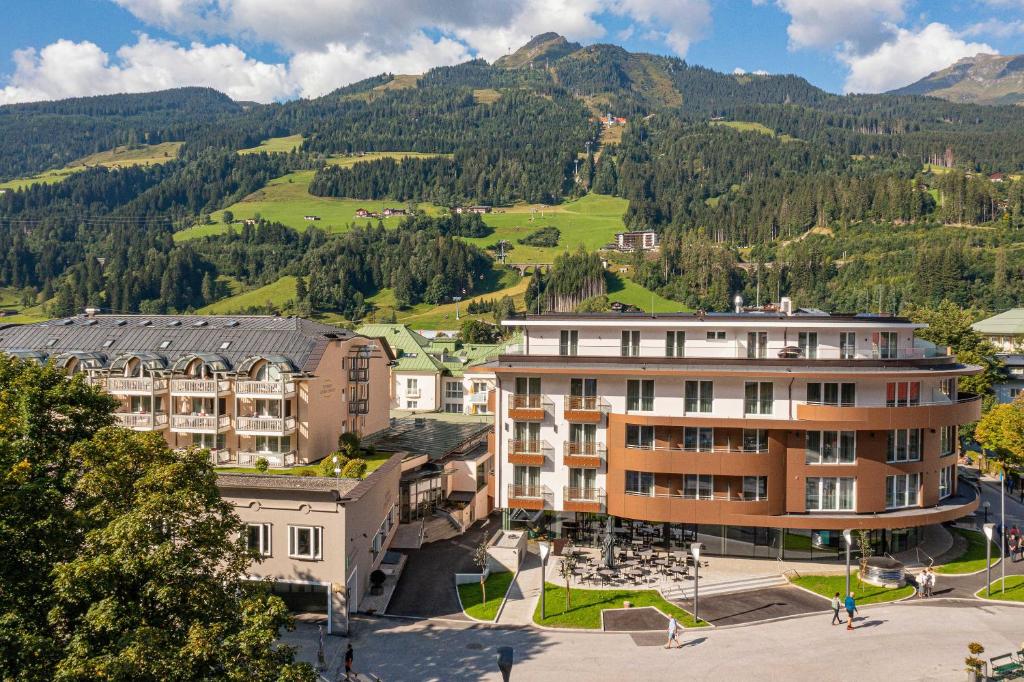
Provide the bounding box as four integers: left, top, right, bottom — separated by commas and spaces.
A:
2, 1, 1023, 104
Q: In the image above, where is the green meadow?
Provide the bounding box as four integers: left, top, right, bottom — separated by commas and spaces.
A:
0, 142, 183, 192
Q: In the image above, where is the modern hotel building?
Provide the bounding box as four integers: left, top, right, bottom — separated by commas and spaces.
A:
490, 304, 982, 558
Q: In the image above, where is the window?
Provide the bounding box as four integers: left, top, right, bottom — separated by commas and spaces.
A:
744, 382, 773, 415
625, 471, 655, 496
742, 476, 767, 501
288, 525, 322, 560
805, 431, 856, 464
159, 340, 171, 349
406, 378, 418, 393
569, 378, 598, 410
886, 381, 921, 407
839, 331, 856, 359
940, 425, 956, 457
887, 429, 922, 462
747, 331, 768, 359
192, 432, 224, 450
513, 465, 540, 489
513, 422, 540, 451
706, 331, 726, 341
620, 330, 640, 357
1011, 388, 1022, 399
626, 424, 654, 449
873, 331, 899, 359
103, 338, 116, 348
805, 477, 855, 511
666, 331, 685, 358
684, 380, 713, 413
406, 400, 418, 409
444, 403, 462, 413
683, 427, 713, 452
684, 474, 714, 500
798, 332, 818, 359
445, 381, 463, 400
886, 473, 920, 509
626, 379, 654, 411
939, 465, 954, 499
255, 435, 291, 454
568, 467, 597, 495
220, 341, 232, 350
806, 382, 856, 406
568, 423, 596, 451
559, 330, 578, 356
742, 429, 768, 452
246, 523, 271, 556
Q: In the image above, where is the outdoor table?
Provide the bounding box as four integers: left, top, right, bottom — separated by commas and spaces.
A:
598, 568, 615, 576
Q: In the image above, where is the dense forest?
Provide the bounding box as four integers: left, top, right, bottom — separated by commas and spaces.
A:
2, 35, 1024, 319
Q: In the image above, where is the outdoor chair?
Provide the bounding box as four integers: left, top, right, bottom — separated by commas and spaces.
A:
989, 653, 1024, 680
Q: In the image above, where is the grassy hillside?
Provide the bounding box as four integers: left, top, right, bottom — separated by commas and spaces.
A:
606, 272, 688, 312
0, 142, 183, 191
710, 120, 798, 143
198, 276, 297, 314
238, 135, 305, 154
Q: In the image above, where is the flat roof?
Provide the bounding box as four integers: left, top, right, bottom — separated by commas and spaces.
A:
216, 473, 362, 496
363, 417, 490, 461
504, 311, 916, 324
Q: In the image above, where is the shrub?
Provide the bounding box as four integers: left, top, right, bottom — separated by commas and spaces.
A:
318, 452, 350, 477
518, 226, 560, 247
341, 458, 367, 478
254, 457, 269, 473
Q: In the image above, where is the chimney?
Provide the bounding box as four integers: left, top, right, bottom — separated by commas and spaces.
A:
780, 297, 793, 316
733, 294, 743, 314
84, 307, 100, 318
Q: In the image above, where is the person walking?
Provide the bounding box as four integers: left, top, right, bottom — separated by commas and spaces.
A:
831, 592, 844, 625
845, 592, 858, 630
926, 568, 936, 597
665, 615, 682, 649
343, 643, 354, 681
918, 570, 927, 598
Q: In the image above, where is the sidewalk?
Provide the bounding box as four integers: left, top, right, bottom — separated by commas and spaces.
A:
495, 550, 542, 625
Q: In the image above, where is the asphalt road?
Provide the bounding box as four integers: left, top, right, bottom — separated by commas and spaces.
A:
697, 586, 828, 626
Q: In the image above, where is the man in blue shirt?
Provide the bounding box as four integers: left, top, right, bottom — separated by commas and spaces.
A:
844, 592, 858, 631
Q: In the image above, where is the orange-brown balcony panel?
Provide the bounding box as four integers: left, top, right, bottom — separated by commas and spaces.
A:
508, 394, 549, 421
795, 394, 981, 429
563, 487, 605, 513
610, 445, 777, 477
507, 484, 547, 510
563, 395, 607, 423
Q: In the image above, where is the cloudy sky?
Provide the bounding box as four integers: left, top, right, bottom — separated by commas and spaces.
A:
2, 0, 1023, 104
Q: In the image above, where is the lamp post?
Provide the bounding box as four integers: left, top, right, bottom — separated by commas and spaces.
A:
983, 523, 995, 597
843, 529, 853, 597
983, 500, 990, 524
453, 296, 463, 320
1001, 469, 1006, 596
691, 542, 701, 624
538, 541, 550, 620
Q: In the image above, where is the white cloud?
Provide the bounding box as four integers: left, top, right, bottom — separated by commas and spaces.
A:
0, 35, 291, 104
775, 0, 907, 53
611, 0, 712, 56
753, 69, 769, 75
963, 18, 1024, 40
841, 23, 995, 93
733, 67, 747, 74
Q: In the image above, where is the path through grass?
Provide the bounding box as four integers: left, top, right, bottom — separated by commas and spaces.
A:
935, 528, 999, 575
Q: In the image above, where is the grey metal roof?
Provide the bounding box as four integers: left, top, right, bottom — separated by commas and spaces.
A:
0, 314, 356, 373
215, 473, 362, 496
363, 418, 491, 462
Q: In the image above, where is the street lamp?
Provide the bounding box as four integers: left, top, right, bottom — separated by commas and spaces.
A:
843, 529, 853, 597
983, 500, 991, 524
453, 296, 463, 320
691, 542, 702, 624
538, 541, 550, 620
983, 523, 995, 597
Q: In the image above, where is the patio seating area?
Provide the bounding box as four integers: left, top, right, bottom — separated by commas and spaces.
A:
554, 541, 710, 591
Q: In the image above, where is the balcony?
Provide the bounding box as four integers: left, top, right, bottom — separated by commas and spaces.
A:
170, 378, 231, 396
234, 380, 296, 398
349, 399, 369, 415
107, 377, 168, 395
348, 368, 369, 383
114, 411, 169, 430
563, 395, 607, 423
563, 486, 605, 513
170, 413, 231, 433
235, 415, 297, 435
507, 439, 547, 466
508, 394, 550, 421
563, 440, 606, 468
507, 483, 548, 510
237, 450, 297, 468
795, 393, 982, 429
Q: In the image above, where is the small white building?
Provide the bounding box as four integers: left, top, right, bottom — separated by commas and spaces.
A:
614, 231, 660, 252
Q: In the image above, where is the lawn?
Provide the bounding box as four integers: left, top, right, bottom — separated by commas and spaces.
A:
238, 135, 305, 154
533, 582, 707, 629
0, 142, 182, 191
216, 451, 392, 477
457, 571, 516, 621
976, 575, 1024, 602
934, 528, 999, 575
790, 571, 915, 604
605, 272, 688, 312
473, 88, 501, 104
710, 120, 798, 143
198, 276, 297, 314
463, 193, 629, 262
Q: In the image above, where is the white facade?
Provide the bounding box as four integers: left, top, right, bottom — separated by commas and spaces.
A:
393, 371, 440, 411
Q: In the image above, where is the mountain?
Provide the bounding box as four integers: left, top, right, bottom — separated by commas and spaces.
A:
494, 32, 581, 69
890, 53, 1024, 105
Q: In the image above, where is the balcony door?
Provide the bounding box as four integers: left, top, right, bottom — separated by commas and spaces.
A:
568, 468, 596, 497
559, 330, 579, 356
873, 331, 898, 359
747, 331, 768, 359
569, 423, 596, 451
515, 376, 541, 399
798, 332, 818, 359
569, 377, 597, 411
514, 422, 540, 452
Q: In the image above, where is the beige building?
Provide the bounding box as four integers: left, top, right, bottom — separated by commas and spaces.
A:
218, 454, 403, 635
0, 313, 394, 467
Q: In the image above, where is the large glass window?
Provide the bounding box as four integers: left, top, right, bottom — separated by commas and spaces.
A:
805, 477, 855, 511
444, 381, 463, 400
255, 435, 291, 453
683, 427, 714, 452
246, 523, 271, 557
805, 431, 856, 464
742, 476, 767, 501
625, 471, 655, 496
806, 382, 856, 406
568, 467, 597, 496
744, 382, 774, 415
684, 380, 713, 413
798, 332, 818, 359
666, 331, 685, 357
684, 474, 714, 500
887, 429, 922, 462
626, 424, 654, 449
288, 525, 322, 560
873, 331, 899, 359
742, 429, 769, 452
886, 473, 920, 509
840, 331, 856, 359
940, 425, 956, 456
559, 329, 579, 356
512, 465, 540, 490
747, 331, 768, 359
939, 466, 954, 499
621, 330, 640, 357
886, 381, 921, 407
627, 379, 654, 411
513, 422, 540, 451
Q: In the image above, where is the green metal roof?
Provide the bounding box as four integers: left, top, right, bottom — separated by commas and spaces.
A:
972, 309, 1024, 336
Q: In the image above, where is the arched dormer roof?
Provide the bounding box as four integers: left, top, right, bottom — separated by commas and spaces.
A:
7, 349, 48, 364
171, 353, 230, 374
52, 351, 106, 371
235, 355, 296, 378
109, 353, 167, 374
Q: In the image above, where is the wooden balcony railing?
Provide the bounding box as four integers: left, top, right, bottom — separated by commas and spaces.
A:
170, 378, 230, 395
234, 380, 296, 397
107, 377, 168, 394
170, 414, 231, 432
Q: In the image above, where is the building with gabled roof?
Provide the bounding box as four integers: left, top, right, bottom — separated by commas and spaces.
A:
972, 308, 1024, 403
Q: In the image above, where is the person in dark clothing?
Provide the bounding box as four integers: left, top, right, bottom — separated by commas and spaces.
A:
831, 592, 844, 625
343, 643, 354, 681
